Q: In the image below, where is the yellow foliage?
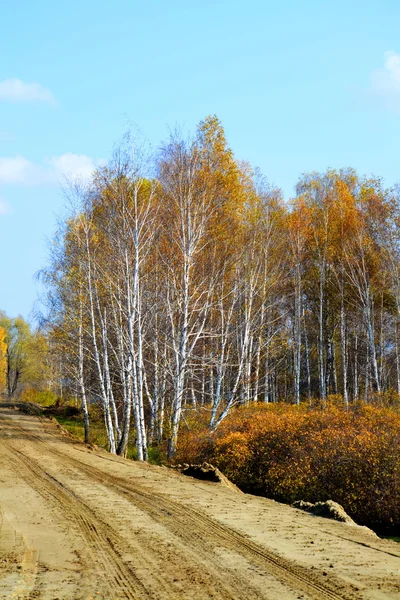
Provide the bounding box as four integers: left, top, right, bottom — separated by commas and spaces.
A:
0, 326, 7, 392
173, 403, 400, 532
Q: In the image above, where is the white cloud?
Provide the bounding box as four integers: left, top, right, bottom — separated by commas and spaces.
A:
0, 156, 37, 185
0, 153, 102, 186
0, 78, 55, 104
371, 51, 400, 110
50, 153, 100, 181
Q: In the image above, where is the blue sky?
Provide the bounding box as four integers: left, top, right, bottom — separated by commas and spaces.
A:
1, 0, 400, 320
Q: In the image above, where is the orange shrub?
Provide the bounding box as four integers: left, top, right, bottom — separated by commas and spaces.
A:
174, 403, 400, 533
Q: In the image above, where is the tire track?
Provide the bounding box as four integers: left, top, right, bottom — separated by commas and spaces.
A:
0, 440, 155, 600
47, 448, 361, 600
0, 419, 269, 599
0, 412, 362, 600
7, 412, 358, 600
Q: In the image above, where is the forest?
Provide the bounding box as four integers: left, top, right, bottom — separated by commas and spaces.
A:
3, 115, 400, 531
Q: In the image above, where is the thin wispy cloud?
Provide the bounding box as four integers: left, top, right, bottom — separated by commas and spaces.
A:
371, 51, 400, 111
0, 198, 11, 216
50, 153, 103, 181
0, 78, 55, 104
0, 153, 102, 186
0, 156, 36, 185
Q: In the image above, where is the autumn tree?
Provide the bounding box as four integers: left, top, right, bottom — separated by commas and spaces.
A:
43, 118, 400, 460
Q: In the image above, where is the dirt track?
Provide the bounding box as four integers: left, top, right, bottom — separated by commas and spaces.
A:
1, 408, 400, 599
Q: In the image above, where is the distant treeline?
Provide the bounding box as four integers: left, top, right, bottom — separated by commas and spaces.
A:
0, 312, 53, 403
42, 115, 400, 460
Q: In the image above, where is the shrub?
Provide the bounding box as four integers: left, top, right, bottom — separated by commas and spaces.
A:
174, 403, 400, 533
19, 386, 57, 406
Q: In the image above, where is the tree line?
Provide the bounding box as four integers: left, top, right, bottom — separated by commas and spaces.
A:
42, 115, 400, 459
0, 312, 51, 401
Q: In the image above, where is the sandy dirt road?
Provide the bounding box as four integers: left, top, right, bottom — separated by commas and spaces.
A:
0, 408, 400, 600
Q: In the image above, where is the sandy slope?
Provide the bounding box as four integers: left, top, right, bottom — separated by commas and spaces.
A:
0, 408, 399, 599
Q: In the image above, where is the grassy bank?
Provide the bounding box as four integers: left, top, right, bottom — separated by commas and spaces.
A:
53, 411, 162, 464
